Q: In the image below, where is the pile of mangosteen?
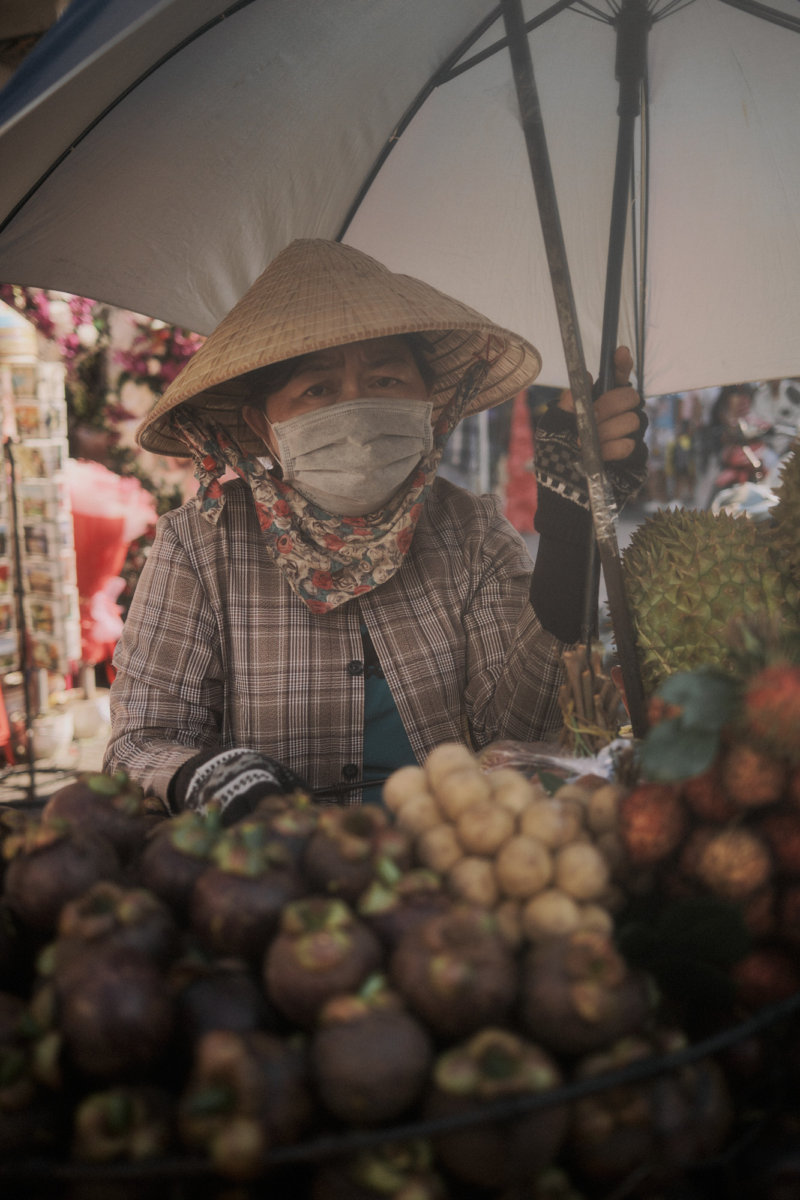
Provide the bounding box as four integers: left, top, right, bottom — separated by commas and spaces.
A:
0, 765, 795, 1199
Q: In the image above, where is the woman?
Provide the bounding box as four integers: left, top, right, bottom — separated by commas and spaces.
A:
104, 240, 645, 819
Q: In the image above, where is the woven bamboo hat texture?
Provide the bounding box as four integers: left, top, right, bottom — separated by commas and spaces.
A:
136, 239, 542, 456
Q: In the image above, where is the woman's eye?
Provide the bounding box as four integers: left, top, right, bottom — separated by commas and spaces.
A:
373, 376, 402, 389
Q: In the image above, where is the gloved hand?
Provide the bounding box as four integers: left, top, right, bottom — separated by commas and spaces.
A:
529, 347, 648, 643
169, 748, 308, 824
533, 345, 648, 527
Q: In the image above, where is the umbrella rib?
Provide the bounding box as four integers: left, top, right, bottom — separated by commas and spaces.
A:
336, 4, 510, 241
650, 0, 698, 19
437, 0, 589, 83
0, 0, 260, 241
337, 0, 589, 241
716, 0, 800, 33
634, 67, 651, 393
571, 1, 622, 21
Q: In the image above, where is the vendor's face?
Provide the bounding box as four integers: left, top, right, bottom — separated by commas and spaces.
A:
242, 336, 430, 461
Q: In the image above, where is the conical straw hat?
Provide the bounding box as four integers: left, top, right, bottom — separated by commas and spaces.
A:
137, 239, 541, 456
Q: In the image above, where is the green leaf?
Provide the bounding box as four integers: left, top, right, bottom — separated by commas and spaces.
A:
639, 719, 721, 782
657, 668, 740, 731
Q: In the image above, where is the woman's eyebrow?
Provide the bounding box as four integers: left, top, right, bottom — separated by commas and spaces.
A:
360, 351, 414, 370
291, 349, 412, 378
291, 351, 342, 375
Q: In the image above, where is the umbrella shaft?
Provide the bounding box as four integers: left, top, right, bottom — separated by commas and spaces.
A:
589, 0, 653, 656
600, 0, 652, 393
500, 0, 649, 739
598, 115, 636, 394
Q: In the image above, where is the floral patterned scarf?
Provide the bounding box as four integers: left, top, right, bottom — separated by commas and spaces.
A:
169, 361, 490, 613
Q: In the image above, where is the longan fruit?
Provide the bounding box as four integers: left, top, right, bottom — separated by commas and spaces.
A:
551, 782, 594, 809
382, 765, 430, 814
488, 768, 539, 817
456, 800, 515, 855
521, 888, 582, 940
519, 796, 584, 848
416, 823, 464, 874
495, 834, 553, 899
578, 903, 614, 935
447, 856, 499, 908
586, 782, 627, 835
424, 743, 477, 789
433, 767, 492, 820
393, 791, 442, 836
554, 842, 611, 902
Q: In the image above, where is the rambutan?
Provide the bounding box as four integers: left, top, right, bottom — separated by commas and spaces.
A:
755, 809, 800, 878
616, 783, 687, 867
741, 662, 800, 765
732, 944, 800, 1012
681, 767, 737, 824
720, 740, 787, 809
691, 827, 773, 902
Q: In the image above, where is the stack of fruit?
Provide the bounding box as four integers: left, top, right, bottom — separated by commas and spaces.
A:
383, 742, 626, 948
0, 758, 745, 1198
610, 653, 800, 1015
620, 440, 800, 698
613, 440, 800, 1024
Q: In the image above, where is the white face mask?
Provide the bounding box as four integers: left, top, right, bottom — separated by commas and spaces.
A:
269, 396, 434, 516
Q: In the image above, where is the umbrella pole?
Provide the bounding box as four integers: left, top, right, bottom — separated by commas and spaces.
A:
500, 0, 649, 738
583, 0, 652, 647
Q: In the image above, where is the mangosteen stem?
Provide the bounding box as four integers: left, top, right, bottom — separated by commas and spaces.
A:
478, 1046, 519, 1081
183, 1083, 237, 1117
104, 1089, 135, 1134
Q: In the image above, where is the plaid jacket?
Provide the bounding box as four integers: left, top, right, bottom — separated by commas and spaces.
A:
104, 477, 567, 801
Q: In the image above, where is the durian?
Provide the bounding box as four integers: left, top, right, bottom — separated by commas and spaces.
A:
768, 438, 800, 587
620, 507, 799, 695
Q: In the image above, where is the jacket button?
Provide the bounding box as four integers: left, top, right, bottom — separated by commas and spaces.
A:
346, 659, 364, 676
342, 763, 360, 781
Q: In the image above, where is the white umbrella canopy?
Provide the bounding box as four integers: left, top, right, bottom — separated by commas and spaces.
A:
0, 0, 799, 398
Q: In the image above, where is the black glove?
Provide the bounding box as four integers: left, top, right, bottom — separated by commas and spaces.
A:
169, 748, 308, 825
532, 402, 648, 518
529, 403, 648, 643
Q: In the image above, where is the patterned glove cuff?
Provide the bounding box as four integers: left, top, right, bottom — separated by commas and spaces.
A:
533, 402, 649, 536
533, 406, 591, 513
170, 748, 307, 824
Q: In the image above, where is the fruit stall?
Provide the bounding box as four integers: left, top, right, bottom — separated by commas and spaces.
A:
1, 451, 800, 1198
